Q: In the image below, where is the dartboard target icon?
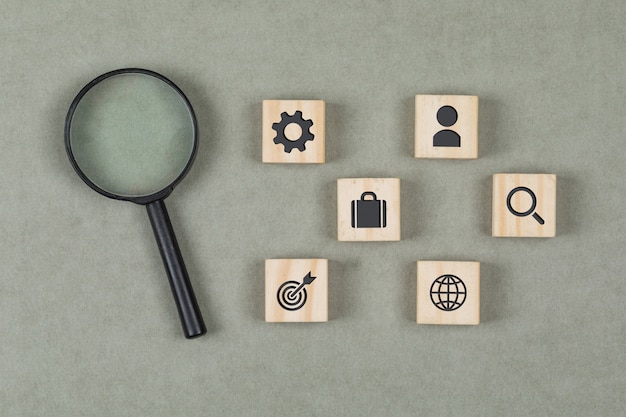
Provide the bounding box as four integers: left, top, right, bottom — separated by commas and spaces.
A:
276, 272, 316, 311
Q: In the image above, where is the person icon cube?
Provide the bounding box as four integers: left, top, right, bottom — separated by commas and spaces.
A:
415, 95, 478, 159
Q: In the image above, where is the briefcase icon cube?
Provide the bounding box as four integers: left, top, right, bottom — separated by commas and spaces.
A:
351, 192, 386, 228
337, 178, 400, 242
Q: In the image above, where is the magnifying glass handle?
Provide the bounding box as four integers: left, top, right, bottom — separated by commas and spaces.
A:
532, 212, 545, 225
146, 200, 206, 339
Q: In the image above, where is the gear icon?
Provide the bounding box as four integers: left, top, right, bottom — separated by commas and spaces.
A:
272, 110, 314, 153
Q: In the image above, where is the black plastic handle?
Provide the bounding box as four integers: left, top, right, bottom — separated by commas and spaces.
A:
146, 200, 206, 339
360, 192, 377, 201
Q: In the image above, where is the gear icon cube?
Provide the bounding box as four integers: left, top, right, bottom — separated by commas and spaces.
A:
262, 100, 325, 163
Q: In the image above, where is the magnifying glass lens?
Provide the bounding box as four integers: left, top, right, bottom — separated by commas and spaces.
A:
510, 191, 533, 213
68, 73, 195, 198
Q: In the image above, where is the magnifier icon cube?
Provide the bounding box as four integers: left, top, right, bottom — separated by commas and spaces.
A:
492, 173, 556, 237
265, 259, 328, 322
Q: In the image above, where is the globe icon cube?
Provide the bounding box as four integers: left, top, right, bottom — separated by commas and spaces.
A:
262, 100, 325, 164
417, 261, 480, 325
265, 259, 328, 322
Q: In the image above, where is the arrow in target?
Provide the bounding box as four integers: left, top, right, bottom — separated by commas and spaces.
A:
287, 272, 316, 300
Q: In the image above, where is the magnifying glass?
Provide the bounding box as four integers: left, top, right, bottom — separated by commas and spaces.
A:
65, 68, 206, 339
506, 186, 544, 225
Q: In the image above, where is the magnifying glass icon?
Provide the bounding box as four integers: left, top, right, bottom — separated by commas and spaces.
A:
65, 68, 206, 338
506, 186, 545, 225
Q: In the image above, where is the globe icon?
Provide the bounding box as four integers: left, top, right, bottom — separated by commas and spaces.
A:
430, 274, 466, 311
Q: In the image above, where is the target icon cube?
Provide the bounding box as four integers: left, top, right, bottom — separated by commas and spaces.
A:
262, 100, 325, 164
265, 259, 328, 322
417, 261, 480, 325
492, 173, 557, 237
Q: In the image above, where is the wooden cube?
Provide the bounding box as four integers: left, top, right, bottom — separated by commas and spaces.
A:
265, 259, 328, 322
417, 261, 480, 325
337, 178, 401, 242
415, 95, 478, 159
492, 173, 556, 237
262, 100, 325, 163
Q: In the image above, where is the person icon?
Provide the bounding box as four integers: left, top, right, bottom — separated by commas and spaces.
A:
433, 105, 461, 147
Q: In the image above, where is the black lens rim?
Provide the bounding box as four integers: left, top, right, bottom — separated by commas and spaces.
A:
506, 186, 537, 217
64, 68, 199, 205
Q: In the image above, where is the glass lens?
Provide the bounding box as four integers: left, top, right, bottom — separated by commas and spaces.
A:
68, 73, 195, 198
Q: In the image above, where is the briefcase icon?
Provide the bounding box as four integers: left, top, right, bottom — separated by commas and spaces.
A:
351, 192, 387, 228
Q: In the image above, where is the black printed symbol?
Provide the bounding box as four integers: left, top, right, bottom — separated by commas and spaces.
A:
433, 105, 461, 147
506, 186, 545, 224
277, 272, 317, 311
351, 192, 387, 228
272, 111, 314, 153
430, 274, 466, 311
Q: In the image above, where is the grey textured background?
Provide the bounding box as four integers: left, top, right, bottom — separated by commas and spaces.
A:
1, 1, 625, 415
